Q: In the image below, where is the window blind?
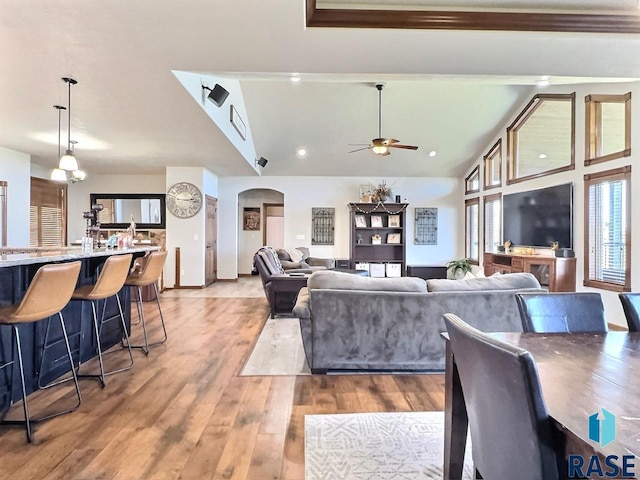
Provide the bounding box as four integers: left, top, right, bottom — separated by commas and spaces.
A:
466, 199, 479, 261
585, 166, 630, 291
29, 177, 67, 247
484, 196, 501, 253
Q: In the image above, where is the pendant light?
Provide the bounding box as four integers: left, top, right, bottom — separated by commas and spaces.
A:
69, 141, 86, 182
59, 77, 79, 171
50, 104, 68, 182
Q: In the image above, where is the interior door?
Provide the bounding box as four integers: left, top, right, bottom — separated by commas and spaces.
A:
205, 195, 217, 285
263, 203, 284, 249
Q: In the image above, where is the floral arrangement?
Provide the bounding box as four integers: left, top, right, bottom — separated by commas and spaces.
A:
371, 180, 393, 202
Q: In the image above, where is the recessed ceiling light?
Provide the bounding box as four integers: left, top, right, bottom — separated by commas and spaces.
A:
538, 153, 547, 159
297, 147, 307, 157
291, 74, 301, 83
429, 150, 437, 157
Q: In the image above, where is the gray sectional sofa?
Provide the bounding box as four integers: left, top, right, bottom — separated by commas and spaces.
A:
292, 271, 545, 373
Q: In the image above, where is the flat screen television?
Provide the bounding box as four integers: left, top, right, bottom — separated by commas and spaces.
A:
503, 183, 573, 249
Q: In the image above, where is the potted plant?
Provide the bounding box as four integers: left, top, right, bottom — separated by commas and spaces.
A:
446, 258, 472, 279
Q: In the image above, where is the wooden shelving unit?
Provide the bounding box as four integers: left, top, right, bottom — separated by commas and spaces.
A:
348, 202, 408, 276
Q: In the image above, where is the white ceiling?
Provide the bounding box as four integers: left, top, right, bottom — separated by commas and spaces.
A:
1, 0, 640, 178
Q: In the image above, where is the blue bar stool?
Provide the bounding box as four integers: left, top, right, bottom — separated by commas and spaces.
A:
0, 261, 82, 443
124, 250, 168, 355
70, 253, 134, 387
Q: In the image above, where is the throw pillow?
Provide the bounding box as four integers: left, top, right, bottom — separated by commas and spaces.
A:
289, 248, 304, 263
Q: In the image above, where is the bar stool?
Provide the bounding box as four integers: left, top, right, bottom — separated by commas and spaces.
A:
124, 250, 168, 355
0, 261, 82, 443
70, 253, 134, 387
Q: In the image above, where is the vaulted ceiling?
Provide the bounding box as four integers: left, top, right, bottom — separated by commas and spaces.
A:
1, 0, 639, 178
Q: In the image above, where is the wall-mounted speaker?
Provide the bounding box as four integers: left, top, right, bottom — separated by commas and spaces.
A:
206, 84, 229, 107
256, 157, 268, 167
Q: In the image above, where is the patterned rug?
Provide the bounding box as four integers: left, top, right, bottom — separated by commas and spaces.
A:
240, 317, 311, 376
305, 411, 474, 480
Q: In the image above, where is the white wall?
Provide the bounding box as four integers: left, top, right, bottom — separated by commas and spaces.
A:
238, 189, 284, 274
463, 81, 640, 327
219, 176, 461, 279
0, 146, 31, 246
165, 166, 218, 288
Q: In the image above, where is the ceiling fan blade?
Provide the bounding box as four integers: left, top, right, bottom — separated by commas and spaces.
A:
348, 146, 372, 153
348, 143, 371, 146
381, 150, 391, 156
389, 144, 419, 150
386, 138, 400, 145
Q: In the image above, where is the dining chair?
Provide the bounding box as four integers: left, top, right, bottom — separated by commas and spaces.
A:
443, 313, 563, 480
515, 292, 607, 333
619, 293, 640, 332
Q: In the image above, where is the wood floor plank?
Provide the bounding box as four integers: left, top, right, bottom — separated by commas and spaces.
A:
0, 286, 445, 479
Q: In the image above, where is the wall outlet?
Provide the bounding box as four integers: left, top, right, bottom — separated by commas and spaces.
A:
193, 234, 198, 241
296, 234, 305, 240
181, 269, 185, 276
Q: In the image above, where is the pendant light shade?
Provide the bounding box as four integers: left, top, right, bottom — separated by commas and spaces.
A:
50, 104, 68, 182
59, 150, 78, 171
59, 77, 79, 171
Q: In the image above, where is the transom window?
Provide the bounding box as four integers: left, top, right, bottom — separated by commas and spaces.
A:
483, 139, 502, 190
507, 93, 575, 184
584, 166, 631, 292
585, 93, 631, 166
465, 166, 480, 194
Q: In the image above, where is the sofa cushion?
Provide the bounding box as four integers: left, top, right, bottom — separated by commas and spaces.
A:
426, 272, 541, 292
308, 270, 427, 292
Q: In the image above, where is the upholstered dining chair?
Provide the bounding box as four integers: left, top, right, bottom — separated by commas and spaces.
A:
619, 293, 640, 332
515, 292, 607, 333
443, 313, 563, 480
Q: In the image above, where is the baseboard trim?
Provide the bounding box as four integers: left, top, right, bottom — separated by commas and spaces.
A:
171, 285, 205, 290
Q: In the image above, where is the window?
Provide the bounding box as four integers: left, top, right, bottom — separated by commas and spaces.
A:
465, 198, 479, 264
483, 139, 502, 190
507, 93, 575, 184
29, 177, 67, 247
584, 166, 631, 292
585, 93, 631, 166
484, 193, 501, 254
465, 166, 480, 194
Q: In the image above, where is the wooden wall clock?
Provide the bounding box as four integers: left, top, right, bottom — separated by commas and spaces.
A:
166, 182, 203, 218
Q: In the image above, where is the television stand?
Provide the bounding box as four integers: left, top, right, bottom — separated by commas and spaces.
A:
483, 252, 576, 292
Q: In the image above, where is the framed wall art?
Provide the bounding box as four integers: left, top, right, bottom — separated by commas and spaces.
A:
415, 207, 438, 245
243, 207, 260, 230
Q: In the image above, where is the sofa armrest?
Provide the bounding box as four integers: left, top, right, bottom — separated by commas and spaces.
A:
307, 257, 335, 269
292, 287, 310, 319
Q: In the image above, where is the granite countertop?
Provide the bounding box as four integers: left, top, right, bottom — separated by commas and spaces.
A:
0, 246, 159, 268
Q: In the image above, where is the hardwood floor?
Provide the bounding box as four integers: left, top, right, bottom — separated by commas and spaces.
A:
0, 288, 445, 479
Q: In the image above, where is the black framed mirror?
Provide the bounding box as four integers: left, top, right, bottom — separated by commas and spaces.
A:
90, 193, 166, 229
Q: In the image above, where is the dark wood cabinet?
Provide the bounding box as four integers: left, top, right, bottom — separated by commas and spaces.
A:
349, 202, 408, 276
483, 252, 576, 292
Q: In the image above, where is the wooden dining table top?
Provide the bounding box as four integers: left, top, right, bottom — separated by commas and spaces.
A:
489, 331, 640, 460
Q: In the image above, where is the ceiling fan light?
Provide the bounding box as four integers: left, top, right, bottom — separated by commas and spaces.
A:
372, 145, 388, 155
51, 168, 68, 182
59, 150, 78, 171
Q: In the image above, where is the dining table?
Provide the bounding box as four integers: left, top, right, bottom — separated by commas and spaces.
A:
443, 331, 640, 480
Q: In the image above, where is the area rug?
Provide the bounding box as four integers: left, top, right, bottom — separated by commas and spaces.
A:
240, 317, 311, 376
305, 411, 474, 480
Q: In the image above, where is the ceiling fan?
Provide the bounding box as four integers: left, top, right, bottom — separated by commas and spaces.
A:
349, 83, 419, 156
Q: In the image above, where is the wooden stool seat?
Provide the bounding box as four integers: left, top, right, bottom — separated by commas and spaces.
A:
123, 250, 168, 355
0, 261, 82, 443
70, 254, 134, 387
